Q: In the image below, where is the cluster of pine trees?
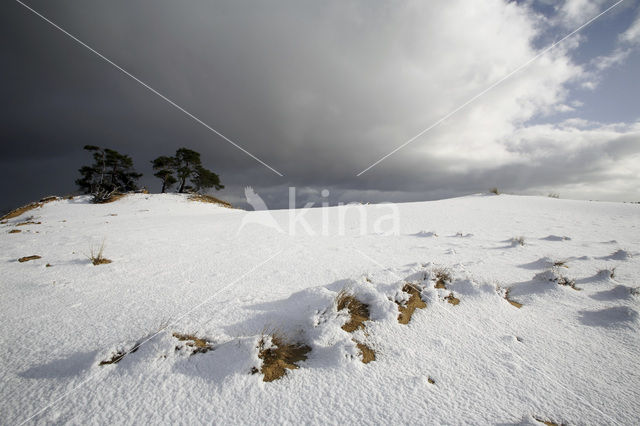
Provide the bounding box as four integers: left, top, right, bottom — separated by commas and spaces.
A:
77, 145, 223, 203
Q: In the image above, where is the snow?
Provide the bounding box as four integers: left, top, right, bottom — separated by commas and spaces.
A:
1, 193, 639, 424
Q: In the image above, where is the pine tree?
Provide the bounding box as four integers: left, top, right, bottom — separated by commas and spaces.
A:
151, 156, 178, 193
151, 148, 223, 194
76, 145, 142, 202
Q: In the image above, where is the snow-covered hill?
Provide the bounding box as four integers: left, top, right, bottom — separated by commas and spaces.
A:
1, 193, 639, 425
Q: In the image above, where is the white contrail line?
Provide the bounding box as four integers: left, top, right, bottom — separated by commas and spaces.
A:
14, 0, 284, 177
356, 0, 626, 176
18, 250, 284, 425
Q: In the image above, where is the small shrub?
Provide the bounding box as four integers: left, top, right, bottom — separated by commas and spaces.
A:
548, 193, 560, 199
88, 241, 112, 265
489, 187, 499, 195
433, 267, 452, 289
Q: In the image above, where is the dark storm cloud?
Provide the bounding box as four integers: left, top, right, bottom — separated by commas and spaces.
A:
1, 0, 639, 214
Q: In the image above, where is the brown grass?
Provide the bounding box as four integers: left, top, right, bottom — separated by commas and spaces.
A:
16, 221, 41, 226
433, 268, 451, 289
445, 292, 460, 305
8, 229, 21, 234
188, 194, 233, 208
355, 341, 375, 364
258, 334, 311, 382
99, 193, 127, 204
18, 255, 41, 263
173, 332, 214, 355
336, 291, 370, 332
0, 196, 61, 221
99, 343, 140, 366
396, 284, 427, 324
504, 288, 522, 308
1, 202, 43, 221
89, 241, 112, 265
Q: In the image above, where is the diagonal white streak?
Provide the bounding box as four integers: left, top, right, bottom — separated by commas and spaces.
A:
14, 0, 284, 177
356, 0, 626, 176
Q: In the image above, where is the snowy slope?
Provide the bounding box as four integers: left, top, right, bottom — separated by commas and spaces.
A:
1, 193, 639, 425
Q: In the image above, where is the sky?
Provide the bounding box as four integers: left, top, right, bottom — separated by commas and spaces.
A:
1, 0, 639, 212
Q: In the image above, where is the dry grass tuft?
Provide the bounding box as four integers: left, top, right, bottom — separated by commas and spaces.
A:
336, 291, 370, 332
504, 288, 522, 308
188, 194, 233, 208
533, 417, 562, 426
355, 341, 375, 364
8, 229, 21, 234
433, 268, 451, 289
427, 377, 435, 384
99, 343, 140, 366
445, 292, 460, 305
16, 221, 41, 226
396, 283, 427, 324
89, 241, 112, 265
18, 255, 41, 263
489, 187, 499, 195
557, 275, 579, 291
258, 334, 311, 382
173, 332, 214, 355
98, 193, 127, 204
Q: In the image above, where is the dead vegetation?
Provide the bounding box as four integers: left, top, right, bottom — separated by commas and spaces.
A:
433, 268, 452, 289
355, 342, 375, 364
534, 417, 563, 426
16, 221, 41, 226
8, 229, 21, 234
335, 291, 376, 363
188, 194, 233, 208
0, 196, 62, 221
173, 332, 214, 355
396, 284, 426, 324
336, 291, 370, 332
504, 288, 522, 308
99, 342, 141, 366
97, 192, 127, 204
88, 241, 112, 265
1, 202, 44, 221
445, 292, 460, 305
18, 255, 41, 263
257, 334, 311, 382
557, 276, 580, 291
